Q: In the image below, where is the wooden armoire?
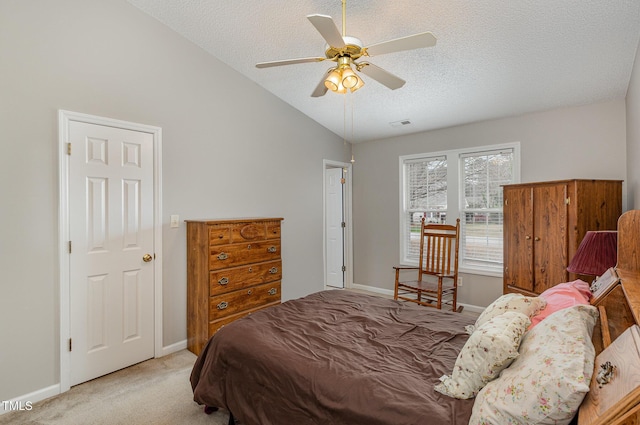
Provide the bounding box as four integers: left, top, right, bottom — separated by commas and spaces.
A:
503, 179, 622, 296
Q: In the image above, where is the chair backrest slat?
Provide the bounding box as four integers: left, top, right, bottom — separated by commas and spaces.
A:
417, 219, 460, 279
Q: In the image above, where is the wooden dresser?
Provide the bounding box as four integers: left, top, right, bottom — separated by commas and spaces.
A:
186, 218, 283, 355
503, 179, 622, 296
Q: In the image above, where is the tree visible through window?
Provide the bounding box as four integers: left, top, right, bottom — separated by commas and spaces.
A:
461, 150, 514, 270
404, 156, 447, 261
400, 144, 518, 274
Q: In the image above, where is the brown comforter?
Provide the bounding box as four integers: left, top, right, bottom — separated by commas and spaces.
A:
191, 290, 476, 425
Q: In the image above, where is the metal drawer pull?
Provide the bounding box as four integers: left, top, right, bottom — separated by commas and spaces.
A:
218, 277, 229, 285
596, 361, 616, 388
217, 252, 228, 260
269, 267, 278, 274
268, 246, 277, 253
268, 288, 278, 296
216, 301, 228, 310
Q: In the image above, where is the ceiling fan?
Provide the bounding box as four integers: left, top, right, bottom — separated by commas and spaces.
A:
255, 0, 437, 97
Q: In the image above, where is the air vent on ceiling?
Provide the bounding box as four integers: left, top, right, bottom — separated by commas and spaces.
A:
390, 119, 411, 128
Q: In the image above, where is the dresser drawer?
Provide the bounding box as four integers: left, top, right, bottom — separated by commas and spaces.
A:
209, 260, 282, 295
230, 222, 266, 242
579, 325, 640, 425
266, 222, 281, 239
210, 281, 281, 319
209, 241, 281, 270
209, 224, 232, 245
208, 301, 280, 336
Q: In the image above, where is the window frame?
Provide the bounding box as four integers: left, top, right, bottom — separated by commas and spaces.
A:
399, 142, 520, 277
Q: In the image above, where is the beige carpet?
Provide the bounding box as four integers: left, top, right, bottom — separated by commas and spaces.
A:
0, 350, 230, 425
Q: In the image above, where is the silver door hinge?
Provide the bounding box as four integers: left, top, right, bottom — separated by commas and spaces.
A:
68, 338, 72, 352
565, 197, 570, 205
341, 222, 346, 228
67, 143, 71, 155
68, 241, 72, 253
342, 266, 346, 272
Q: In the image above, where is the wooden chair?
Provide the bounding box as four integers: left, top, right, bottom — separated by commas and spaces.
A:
394, 218, 461, 311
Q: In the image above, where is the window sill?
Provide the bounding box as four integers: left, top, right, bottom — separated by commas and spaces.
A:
459, 267, 503, 279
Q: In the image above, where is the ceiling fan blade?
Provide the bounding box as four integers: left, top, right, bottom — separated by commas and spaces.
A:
256, 57, 326, 68
311, 73, 329, 97
365, 32, 436, 56
358, 63, 406, 90
307, 14, 345, 48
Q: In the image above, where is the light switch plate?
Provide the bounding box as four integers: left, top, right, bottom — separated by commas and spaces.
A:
170, 215, 179, 228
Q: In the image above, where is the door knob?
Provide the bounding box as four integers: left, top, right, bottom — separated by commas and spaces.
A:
143, 253, 153, 262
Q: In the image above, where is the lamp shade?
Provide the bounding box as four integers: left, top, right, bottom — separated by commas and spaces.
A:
324, 69, 342, 92
566, 230, 618, 276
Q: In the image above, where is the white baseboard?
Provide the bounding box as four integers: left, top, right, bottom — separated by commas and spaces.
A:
160, 339, 187, 357
1, 384, 60, 415
350, 283, 395, 296
349, 283, 485, 314
457, 302, 485, 314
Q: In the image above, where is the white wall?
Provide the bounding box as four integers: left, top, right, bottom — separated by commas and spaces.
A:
627, 39, 640, 209
352, 100, 627, 307
0, 0, 348, 402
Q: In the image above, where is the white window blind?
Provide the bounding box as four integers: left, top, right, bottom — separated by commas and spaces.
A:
460, 149, 514, 271
403, 156, 447, 263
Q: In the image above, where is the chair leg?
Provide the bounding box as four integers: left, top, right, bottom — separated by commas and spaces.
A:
452, 277, 457, 312
394, 269, 399, 300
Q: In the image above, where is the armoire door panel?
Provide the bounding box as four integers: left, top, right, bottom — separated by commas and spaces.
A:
532, 184, 568, 293
503, 186, 534, 292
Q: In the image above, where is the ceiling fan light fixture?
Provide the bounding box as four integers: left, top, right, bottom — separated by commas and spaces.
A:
341, 66, 358, 89
324, 68, 342, 91
350, 74, 364, 92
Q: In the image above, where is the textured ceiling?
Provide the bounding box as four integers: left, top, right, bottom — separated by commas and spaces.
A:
127, 0, 640, 143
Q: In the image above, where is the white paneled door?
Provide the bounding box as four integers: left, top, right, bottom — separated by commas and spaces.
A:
325, 167, 345, 288
68, 121, 155, 386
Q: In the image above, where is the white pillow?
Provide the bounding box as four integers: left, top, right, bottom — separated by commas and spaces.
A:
469, 304, 598, 425
435, 311, 531, 399
466, 293, 546, 334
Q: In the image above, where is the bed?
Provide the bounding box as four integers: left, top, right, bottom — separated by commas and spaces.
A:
191, 210, 640, 425
191, 290, 476, 424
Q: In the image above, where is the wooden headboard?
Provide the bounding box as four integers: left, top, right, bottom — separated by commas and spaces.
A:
578, 210, 640, 425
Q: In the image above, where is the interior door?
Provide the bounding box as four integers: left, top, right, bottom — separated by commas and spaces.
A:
68, 121, 155, 386
325, 167, 345, 288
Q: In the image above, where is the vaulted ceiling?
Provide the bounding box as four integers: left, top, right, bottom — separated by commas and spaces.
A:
128, 1, 640, 143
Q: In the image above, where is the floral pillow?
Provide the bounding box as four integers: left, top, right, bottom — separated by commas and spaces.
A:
466, 293, 546, 334
435, 311, 531, 399
469, 304, 598, 425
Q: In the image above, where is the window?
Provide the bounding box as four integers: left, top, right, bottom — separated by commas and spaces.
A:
399, 143, 519, 275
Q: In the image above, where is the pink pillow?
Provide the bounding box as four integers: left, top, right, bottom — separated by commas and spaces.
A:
528, 280, 591, 329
